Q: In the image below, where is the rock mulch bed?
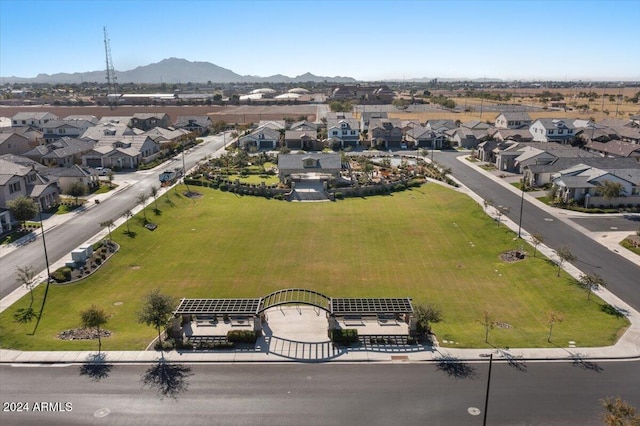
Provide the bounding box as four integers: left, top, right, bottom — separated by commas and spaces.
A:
57, 328, 112, 341
500, 250, 526, 263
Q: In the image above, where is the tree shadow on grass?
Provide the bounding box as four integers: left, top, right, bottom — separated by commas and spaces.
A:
123, 230, 137, 238
79, 352, 113, 381
153, 208, 162, 216
164, 198, 175, 207
435, 354, 477, 379
141, 358, 193, 400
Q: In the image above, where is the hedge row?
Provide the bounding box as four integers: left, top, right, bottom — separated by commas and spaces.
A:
331, 329, 359, 345
227, 330, 258, 343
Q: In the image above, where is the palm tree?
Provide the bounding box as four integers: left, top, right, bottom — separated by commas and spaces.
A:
136, 193, 148, 223
150, 186, 160, 212
554, 246, 576, 277
80, 305, 108, 353
531, 233, 544, 257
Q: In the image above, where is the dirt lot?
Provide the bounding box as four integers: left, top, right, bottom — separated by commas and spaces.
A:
0, 104, 318, 125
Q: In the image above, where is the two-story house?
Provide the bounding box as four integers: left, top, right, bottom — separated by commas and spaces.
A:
130, 113, 170, 131
82, 136, 160, 169
23, 137, 96, 167
529, 118, 575, 143
0, 156, 60, 223
284, 130, 320, 151
41, 118, 96, 142
367, 118, 404, 149
0, 132, 34, 156
11, 112, 59, 131
494, 112, 532, 129
326, 118, 360, 149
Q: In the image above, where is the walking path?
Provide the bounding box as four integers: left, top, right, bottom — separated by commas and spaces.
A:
1, 152, 640, 365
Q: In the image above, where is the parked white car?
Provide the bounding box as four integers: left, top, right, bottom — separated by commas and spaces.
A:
95, 167, 112, 176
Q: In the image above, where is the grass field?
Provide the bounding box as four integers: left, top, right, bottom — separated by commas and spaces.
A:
0, 184, 628, 351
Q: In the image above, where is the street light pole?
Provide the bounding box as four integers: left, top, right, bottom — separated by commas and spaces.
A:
483, 353, 494, 426
517, 175, 526, 238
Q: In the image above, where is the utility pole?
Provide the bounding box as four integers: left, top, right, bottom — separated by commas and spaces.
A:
518, 175, 526, 238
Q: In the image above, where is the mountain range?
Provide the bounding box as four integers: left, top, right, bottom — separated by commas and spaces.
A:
1, 58, 359, 85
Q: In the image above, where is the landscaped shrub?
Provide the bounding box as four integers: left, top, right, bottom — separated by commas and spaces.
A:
273, 194, 284, 200
219, 183, 229, 191
227, 330, 258, 343
51, 267, 72, 283
334, 192, 344, 199
331, 328, 359, 345
92, 241, 103, 251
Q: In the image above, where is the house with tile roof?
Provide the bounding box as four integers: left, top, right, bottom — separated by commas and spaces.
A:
0, 132, 34, 156
0, 156, 60, 225
11, 112, 59, 131
238, 127, 281, 151
23, 137, 95, 167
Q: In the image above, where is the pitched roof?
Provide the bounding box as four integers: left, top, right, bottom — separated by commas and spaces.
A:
586, 140, 640, 157
497, 112, 532, 121
277, 153, 341, 170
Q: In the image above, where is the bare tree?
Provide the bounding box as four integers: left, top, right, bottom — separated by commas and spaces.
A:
531, 233, 544, 257
122, 210, 133, 235
480, 310, 493, 343
578, 273, 607, 300
547, 311, 563, 342
150, 185, 160, 212
136, 193, 149, 223
554, 246, 576, 277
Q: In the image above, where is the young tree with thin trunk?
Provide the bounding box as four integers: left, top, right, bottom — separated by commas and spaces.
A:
150, 185, 159, 212
122, 210, 133, 235
136, 193, 148, 223
13, 266, 38, 324
578, 273, 607, 300
81, 305, 108, 353
554, 246, 576, 277
531, 233, 544, 257
67, 181, 88, 205
137, 290, 176, 349
547, 311, 563, 342
480, 310, 493, 343
107, 171, 115, 189
598, 180, 625, 202
100, 219, 114, 242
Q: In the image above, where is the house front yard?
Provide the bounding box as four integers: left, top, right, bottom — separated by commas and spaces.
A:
0, 184, 628, 351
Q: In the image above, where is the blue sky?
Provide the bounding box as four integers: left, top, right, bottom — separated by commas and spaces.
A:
1, 0, 639, 81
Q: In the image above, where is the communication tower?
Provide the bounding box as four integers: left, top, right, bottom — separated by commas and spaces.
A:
103, 27, 118, 109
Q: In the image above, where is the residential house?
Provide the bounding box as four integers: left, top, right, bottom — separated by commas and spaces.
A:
284, 130, 320, 151
445, 127, 487, 149
81, 118, 139, 141
257, 120, 286, 131
585, 140, 640, 160
81, 136, 160, 169
277, 153, 342, 183
11, 112, 59, 130
461, 120, 493, 131
130, 113, 170, 131
0, 117, 12, 129
0, 132, 34, 155
489, 128, 533, 142
524, 157, 639, 188
0, 157, 60, 220
551, 164, 640, 207
238, 127, 281, 151
495, 142, 597, 174
174, 116, 212, 135
494, 112, 532, 129
529, 118, 575, 143
41, 118, 96, 142
476, 140, 513, 163
360, 112, 388, 131
404, 126, 445, 149
326, 118, 360, 149
368, 118, 403, 149
23, 137, 95, 167
63, 115, 99, 125
41, 165, 99, 194
425, 120, 457, 133
289, 120, 318, 132
143, 127, 190, 153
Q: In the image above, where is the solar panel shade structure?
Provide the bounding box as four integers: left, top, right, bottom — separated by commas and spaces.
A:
174, 298, 261, 315
330, 298, 413, 315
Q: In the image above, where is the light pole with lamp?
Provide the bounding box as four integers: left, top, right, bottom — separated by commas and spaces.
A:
482, 353, 494, 426
517, 173, 527, 238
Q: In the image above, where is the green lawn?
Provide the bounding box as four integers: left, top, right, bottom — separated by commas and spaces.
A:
0, 184, 628, 351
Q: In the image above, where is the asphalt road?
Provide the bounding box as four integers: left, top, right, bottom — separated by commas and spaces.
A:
0, 133, 229, 300
432, 150, 640, 311
1, 361, 639, 425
